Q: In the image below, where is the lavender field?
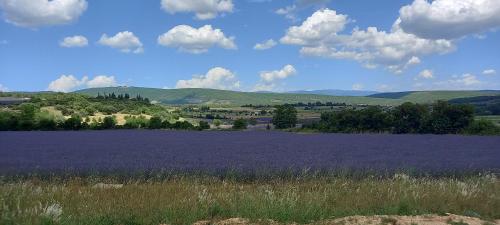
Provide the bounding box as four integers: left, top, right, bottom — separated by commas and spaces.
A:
0, 130, 499, 175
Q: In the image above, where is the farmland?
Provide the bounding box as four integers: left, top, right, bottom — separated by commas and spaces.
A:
1, 130, 500, 225
1, 92, 500, 225
1, 131, 499, 175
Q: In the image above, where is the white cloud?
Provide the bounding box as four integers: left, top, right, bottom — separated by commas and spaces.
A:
0, 84, 9, 92
280, 8, 349, 46
416, 69, 434, 79
352, 83, 364, 91
483, 69, 496, 75
281, 8, 455, 74
0, 0, 87, 28
0, 40, 7, 45
254, 65, 297, 91
398, 0, 500, 40
254, 39, 277, 50
98, 31, 144, 54
259, 65, 297, 82
158, 25, 236, 54
47, 75, 86, 92
60, 35, 88, 48
86, 75, 117, 88
175, 67, 240, 90
160, 0, 233, 20
47, 75, 117, 92
432, 73, 482, 90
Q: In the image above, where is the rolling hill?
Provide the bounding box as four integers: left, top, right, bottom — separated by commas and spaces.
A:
75, 87, 402, 106
76, 87, 500, 106
369, 90, 500, 103
288, 89, 378, 96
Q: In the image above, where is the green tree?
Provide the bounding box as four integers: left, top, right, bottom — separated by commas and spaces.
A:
213, 119, 222, 128
428, 101, 474, 134
232, 118, 247, 130
198, 121, 210, 130
391, 102, 429, 134
272, 104, 298, 129
0, 111, 18, 131
463, 119, 500, 135
358, 106, 391, 132
101, 116, 116, 129
148, 116, 163, 129
63, 115, 83, 130
18, 103, 38, 130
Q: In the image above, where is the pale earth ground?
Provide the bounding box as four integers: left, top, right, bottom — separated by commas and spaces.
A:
187, 214, 499, 225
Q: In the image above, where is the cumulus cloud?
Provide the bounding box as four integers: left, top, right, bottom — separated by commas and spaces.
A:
175, 67, 240, 90
160, 0, 233, 20
398, 0, 500, 40
259, 65, 297, 82
254, 39, 277, 50
352, 83, 364, 91
0, 0, 87, 28
47, 75, 117, 92
281, 8, 455, 73
432, 73, 482, 90
86, 75, 118, 88
254, 65, 297, 91
60, 35, 88, 48
0, 83, 9, 92
98, 31, 144, 54
158, 25, 236, 54
416, 69, 434, 79
280, 9, 348, 46
483, 69, 496, 75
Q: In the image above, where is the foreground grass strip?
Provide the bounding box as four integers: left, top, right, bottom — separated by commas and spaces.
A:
0, 176, 499, 225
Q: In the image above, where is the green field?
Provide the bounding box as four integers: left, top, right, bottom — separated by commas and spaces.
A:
478, 115, 500, 126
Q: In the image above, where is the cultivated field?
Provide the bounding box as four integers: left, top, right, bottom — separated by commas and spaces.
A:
1, 131, 499, 175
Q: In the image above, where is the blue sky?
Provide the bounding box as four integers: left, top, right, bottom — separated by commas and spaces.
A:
0, 0, 499, 93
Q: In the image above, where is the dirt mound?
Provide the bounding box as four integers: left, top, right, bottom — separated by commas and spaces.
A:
191, 214, 499, 225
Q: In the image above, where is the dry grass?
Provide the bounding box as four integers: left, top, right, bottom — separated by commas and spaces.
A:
0, 175, 499, 225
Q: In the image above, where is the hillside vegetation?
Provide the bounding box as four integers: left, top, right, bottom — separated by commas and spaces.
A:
76, 87, 403, 106
369, 90, 500, 103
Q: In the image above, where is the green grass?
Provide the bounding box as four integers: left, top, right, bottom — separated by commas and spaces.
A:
1, 175, 498, 225
75, 87, 403, 106
477, 115, 500, 126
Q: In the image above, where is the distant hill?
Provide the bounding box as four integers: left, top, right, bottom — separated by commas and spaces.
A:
75, 87, 401, 106
449, 95, 500, 115
288, 89, 378, 96
369, 90, 500, 103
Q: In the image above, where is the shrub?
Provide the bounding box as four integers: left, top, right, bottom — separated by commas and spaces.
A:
232, 118, 247, 130
63, 115, 83, 130
101, 116, 117, 129
171, 121, 194, 130
148, 116, 163, 129
463, 119, 500, 135
0, 110, 19, 131
198, 121, 210, 130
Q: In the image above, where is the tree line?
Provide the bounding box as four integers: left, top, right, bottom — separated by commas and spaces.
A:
304, 101, 500, 135
0, 103, 210, 131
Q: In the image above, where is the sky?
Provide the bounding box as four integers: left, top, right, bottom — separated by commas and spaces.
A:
0, 0, 499, 93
